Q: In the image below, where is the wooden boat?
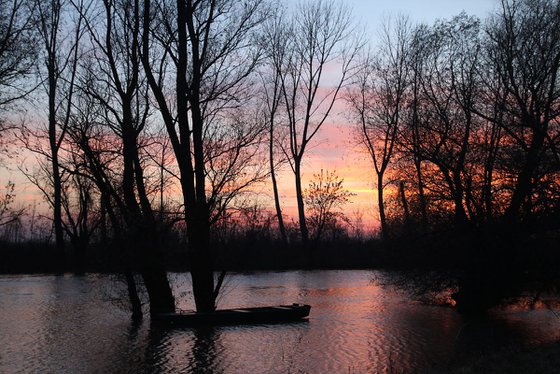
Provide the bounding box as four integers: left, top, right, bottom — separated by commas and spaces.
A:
152, 303, 311, 327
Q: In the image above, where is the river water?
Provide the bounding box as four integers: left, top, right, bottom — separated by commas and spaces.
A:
1, 270, 559, 373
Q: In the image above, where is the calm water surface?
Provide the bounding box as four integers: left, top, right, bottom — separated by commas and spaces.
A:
1, 270, 560, 373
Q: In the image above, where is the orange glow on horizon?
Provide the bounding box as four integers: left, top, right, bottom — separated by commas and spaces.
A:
1, 103, 383, 234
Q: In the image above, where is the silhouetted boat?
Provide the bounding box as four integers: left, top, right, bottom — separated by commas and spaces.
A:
152, 303, 311, 327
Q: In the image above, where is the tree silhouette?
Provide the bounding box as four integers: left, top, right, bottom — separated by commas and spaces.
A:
141, 0, 270, 312
304, 169, 354, 242
267, 0, 360, 248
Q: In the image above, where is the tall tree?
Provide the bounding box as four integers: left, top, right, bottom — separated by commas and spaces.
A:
348, 16, 412, 239
65, 88, 145, 319
76, 0, 175, 315
142, 0, 270, 312
393, 14, 483, 227
34, 0, 85, 261
485, 0, 560, 222
421, 14, 481, 225
272, 0, 360, 248
261, 13, 289, 244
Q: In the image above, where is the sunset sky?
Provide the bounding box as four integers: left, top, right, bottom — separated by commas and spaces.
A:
2, 0, 499, 232
269, 0, 498, 230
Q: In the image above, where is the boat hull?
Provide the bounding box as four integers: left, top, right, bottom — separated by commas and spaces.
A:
152, 304, 311, 327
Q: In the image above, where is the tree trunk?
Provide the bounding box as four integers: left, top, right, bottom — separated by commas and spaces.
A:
51, 150, 64, 265
414, 158, 428, 230
125, 271, 143, 322
483, 160, 495, 223
452, 170, 469, 226
377, 173, 389, 240
49, 66, 64, 271
505, 127, 545, 222
141, 268, 175, 316
123, 95, 175, 315
484, 109, 502, 223
399, 180, 411, 229
411, 72, 428, 231
188, 216, 215, 312
270, 124, 287, 244
133, 212, 175, 317
102, 194, 146, 320
294, 159, 309, 247
100, 194, 107, 243
271, 168, 287, 245
121, 125, 142, 220
185, 0, 216, 313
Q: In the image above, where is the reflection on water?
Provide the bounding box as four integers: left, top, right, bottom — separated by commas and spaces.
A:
1, 271, 560, 373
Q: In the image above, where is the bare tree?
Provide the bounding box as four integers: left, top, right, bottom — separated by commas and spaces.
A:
60, 169, 99, 273
32, 0, 86, 262
271, 0, 360, 248
142, 0, 271, 312
396, 14, 483, 227
65, 83, 146, 319
348, 16, 412, 239
304, 169, 354, 242
485, 0, 560, 222
260, 13, 290, 244
401, 24, 430, 230
79, 0, 177, 315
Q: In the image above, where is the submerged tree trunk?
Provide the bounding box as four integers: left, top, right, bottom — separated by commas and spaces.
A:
133, 212, 175, 316
187, 216, 215, 312
125, 271, 143, 322
101, 193, 144, 320
122, 110, 175, 316
142, 0, 266, 313
141, 268, 175, 316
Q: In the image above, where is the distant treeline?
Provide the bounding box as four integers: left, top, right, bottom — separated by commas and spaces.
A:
0, 236, 379, 274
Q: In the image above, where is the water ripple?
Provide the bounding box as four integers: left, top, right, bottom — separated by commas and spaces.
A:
2, 271, 560, 373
